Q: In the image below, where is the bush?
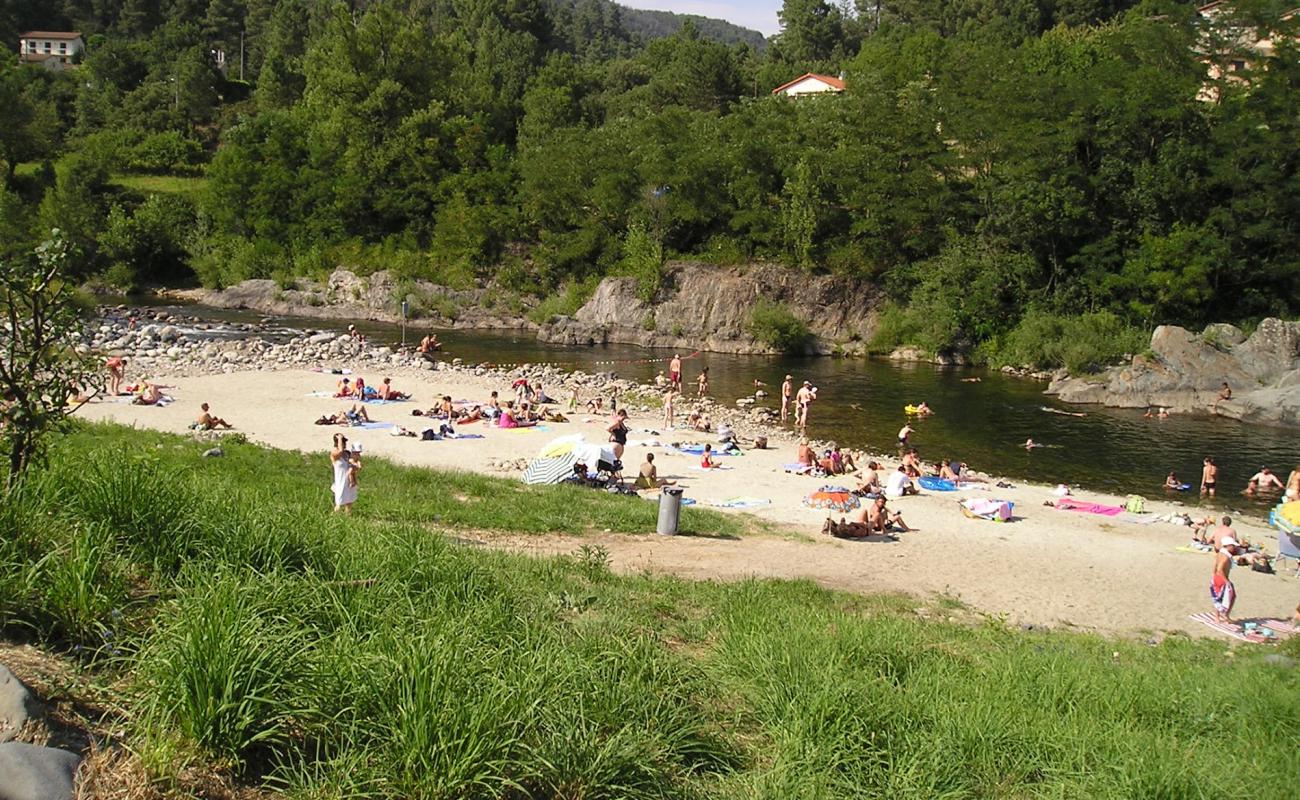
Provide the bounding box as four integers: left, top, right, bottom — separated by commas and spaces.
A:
527, 279, 596, 324
125, 131, 204, 174
616, 222, 663, 303
992, 310, 1146, 373
746, 299, 812, 352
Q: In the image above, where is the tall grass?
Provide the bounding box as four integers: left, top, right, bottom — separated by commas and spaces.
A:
3, 422, 1296, 798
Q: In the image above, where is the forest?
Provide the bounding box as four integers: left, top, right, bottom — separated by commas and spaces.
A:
0, 0, 1296, 367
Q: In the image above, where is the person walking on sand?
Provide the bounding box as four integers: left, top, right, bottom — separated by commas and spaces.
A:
330, 433, 360, 513
1201, 457, 1219, 497
669, 354, 683, 392
1210, 537, 1246, 623
781, 375, 793, 423
607, 408, 629, 460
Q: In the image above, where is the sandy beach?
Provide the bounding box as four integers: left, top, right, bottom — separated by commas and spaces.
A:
78, 365, 1298, 640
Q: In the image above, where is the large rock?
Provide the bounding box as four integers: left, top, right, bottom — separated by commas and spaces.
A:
0, 743, 80, 800
538, 262, 881, 354
1046, 319, 1300, 427
0, 666, 39, 743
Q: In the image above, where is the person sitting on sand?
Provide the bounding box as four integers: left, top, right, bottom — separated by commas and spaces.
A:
194, 402, 232, 430
884, 465, 918, 498
1164, 472, 1182, 490
586, 396, 604, 414
534, 383, 555, 405
335, 377, 352, 398
939, 459, 960, 481
866, 496, 911, 534
818, 449, 837, 475
855, 462, 883, 495
1245, 467, 1284, 495
485, 391, 502, 420
831, 445, 855, 474
378, 378, 409, 401
497, 402, 535, 429
354, 377, 369, 400
796, 438, 816, 470
700, 444, 718, 469
654, 371, 668, 388
688, 411, 711, 432
635, 453, 675, 490
458, 405, 485, 424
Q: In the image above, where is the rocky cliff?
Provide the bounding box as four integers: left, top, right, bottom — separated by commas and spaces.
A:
184, 261, 883, 355
538, 261, 880, 354
1046, 319, 1300, 427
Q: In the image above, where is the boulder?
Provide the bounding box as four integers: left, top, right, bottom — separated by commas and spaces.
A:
0, 666, 39, 743
0, 743, 80, 800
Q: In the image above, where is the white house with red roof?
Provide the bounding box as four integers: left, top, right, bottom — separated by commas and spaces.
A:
771, 72, 845, 98
18, 31, 84, 69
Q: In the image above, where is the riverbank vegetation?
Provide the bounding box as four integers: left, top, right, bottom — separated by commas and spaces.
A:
1, 1, 1297, 367
1, 422, 1296, 796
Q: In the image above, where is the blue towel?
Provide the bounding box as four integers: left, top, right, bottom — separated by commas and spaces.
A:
918, 476, 956, 492
356, 421, 395, 430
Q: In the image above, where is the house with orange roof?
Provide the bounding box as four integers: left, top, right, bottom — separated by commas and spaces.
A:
771, 72, 845, 98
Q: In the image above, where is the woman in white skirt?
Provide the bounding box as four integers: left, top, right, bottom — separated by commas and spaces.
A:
330, 433, 361, 513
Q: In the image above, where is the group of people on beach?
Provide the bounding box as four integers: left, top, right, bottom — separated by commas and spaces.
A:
1163, 458, 1299, 502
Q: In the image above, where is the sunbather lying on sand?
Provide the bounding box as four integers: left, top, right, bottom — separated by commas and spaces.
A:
132, 382, 172, 405
315, 405, 371, 426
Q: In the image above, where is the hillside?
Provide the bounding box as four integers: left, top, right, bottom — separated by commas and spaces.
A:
617, 3, 768, 49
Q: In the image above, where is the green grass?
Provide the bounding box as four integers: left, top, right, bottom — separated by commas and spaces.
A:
109, 173, 209, 199
2, 422, 1298, 797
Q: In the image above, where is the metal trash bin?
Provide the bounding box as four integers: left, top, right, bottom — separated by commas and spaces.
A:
657, 487, 684, 536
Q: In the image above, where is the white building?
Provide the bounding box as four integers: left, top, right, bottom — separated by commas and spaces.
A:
771, 72, 846, 98
18, 31, 84, 70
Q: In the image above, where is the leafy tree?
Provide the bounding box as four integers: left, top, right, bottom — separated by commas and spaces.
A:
0, 230, 94, 488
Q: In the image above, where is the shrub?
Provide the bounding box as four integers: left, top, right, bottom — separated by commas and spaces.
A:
617, 222, 663, 303
993, 310, 1146, 373
527, 279, 596, 324
746, 299, 812, 352
125, 131, 204, 174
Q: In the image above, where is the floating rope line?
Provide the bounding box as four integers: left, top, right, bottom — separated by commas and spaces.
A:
446, 350, 702, 371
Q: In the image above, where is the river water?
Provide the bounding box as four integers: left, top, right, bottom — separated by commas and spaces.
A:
159, 304, 1299, 515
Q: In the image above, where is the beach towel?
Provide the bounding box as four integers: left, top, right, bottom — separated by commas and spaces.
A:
446, 433, 485, 440
959, 498, 1012, 521
708, 497, 772, 509
690, 464, 732, 471
1188, 613, 1285, 644
783, 463, 815, 474
673, 444, 740, 456
1054, 497, 1124, 516
361, 398, 405, 405
355, 421, 395, 430
918, 476, 957, 492
306, 390, 335, 398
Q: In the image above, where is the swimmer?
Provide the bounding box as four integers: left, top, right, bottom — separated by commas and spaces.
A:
914, 401, 932, 415
960, 377, 981, 383
1041, 406, 1086, 417
1157, 407, 1170, 419
1024, 438, 1040, 449
1245, 467, 1284, 495
1200, 457, 1218, 496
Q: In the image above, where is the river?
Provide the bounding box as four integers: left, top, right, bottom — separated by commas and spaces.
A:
156, 304, 1299, 516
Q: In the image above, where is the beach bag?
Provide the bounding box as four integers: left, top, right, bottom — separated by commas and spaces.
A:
1124, 495, 1146, 513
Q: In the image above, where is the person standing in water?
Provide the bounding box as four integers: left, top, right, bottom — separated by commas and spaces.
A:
668, 354, 683, 392
795, 381, 816, 429
780, 375, 793, 423
696, 367, 709, 397
330, 433, 360, 513
1200, 457, 1219, 497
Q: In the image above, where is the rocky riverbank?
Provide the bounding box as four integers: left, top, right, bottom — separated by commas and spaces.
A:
84, 307, 815, 453
1046, 319, 1300, 428
179, 261, 887, 357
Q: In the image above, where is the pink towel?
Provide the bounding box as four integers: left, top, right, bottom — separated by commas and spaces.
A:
1055, 497, 1124, 516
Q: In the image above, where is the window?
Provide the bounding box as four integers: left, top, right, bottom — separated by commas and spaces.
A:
59, 42, 66, 52
1230, 60, 1246, 72
42, 41, 50, 52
